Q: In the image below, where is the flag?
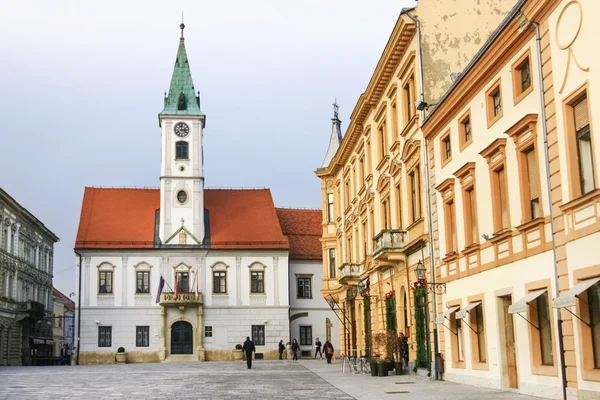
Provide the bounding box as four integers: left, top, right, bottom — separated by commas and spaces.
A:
155, 275, 165, 304
174, 274, 179, 298
194, 272, 199, 298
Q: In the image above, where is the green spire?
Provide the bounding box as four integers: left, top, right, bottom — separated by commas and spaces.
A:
160, 23, 204, 116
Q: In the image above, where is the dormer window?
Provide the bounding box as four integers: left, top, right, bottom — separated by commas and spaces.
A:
177, 92, 187, 110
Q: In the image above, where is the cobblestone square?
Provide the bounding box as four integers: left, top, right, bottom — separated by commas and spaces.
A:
0, 360, 540, 400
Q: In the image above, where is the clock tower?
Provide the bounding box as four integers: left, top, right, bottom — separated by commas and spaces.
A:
158, 23, 206, 245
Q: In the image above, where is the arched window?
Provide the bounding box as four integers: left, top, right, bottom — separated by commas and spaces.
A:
176, 141, 189, 160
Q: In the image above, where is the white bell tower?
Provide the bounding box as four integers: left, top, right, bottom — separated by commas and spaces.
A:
158, 22, 206, 245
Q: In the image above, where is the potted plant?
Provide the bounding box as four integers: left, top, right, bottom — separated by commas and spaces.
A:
376, 356, 388, 377
116, 347, 127, 364
370, 352, 380, 377
394, 333, 408, 375
233, 344, 243, 361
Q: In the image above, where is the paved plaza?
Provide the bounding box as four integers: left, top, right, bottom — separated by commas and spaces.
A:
0, 359, 540, 400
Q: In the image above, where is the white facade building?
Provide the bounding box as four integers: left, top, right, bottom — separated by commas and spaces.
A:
74, 24, 337, 364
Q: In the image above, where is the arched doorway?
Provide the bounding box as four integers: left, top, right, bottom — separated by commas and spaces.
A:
171, 321, 193, 355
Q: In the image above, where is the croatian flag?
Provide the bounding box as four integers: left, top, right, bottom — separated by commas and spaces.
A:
155, 275, 165, 304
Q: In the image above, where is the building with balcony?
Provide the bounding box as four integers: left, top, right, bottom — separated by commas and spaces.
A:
423, 0, 600, 398
74, 24, 332, 364
315, 0, 517, 372
0, 188, 59, 366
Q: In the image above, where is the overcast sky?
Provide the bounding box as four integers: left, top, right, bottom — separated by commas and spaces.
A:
0, 0, 416, 296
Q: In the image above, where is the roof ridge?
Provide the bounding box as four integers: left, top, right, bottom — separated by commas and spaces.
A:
87, 186, 159, 190
276, 207, 322, 211
205, 187, 269, 191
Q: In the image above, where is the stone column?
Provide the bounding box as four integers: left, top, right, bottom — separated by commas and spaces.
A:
159, 305, 167, 361
196, 305, 205, 361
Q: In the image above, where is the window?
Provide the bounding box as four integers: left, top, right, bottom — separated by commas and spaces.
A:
362, 221, 368, 258
359, 158, 365, 186
346, 236, 352, 263
213, 271, 227, 294
297, 276, 312, 299
486, 80, 503, 126
464, 118, 471, 144
344, 179, 350, 209
328, 249, 336, 279
136, 271, 150, 294
365, 140, 371, 175
391, 101, 398, 136
382, 197, 391, 230
440, 130, 452, 166
251, 325, 265, 346
459, 111, 473, 151
177, 190, 188, 204
586, 282, 600, 368
99, 271, 113, 294
403, 75, 415, 124
525, 148, 541, 220
327, 193, 334, 223
468, 303, 487, 363
574, 95, 595, 195
495, 167, 509, 232
535, 292, 554, 366
512, 51, 533, 104
465, 188, 478, 246
204, 326, 213, 337
176, 272, 189, 292
379, 125, 386, 161
409, 168, 421, 222
98, 326, 112, 347
445, 200, 457, 254
136, 326, 149, 347
300, 326, 312, 346
456, 319, 465, 362
175, 141, 189, 159
1, 228, 7, 250
250, 271, 264, 293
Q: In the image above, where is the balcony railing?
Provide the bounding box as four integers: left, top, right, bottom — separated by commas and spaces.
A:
372, 229, 408, 259
339, 263, 363, 282
159, 292, 203, 305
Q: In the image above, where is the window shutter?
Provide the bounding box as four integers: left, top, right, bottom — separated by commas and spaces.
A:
574, 96, 589, 132
470, 189, 478, 244
526, 149, 539, 201
498, 168, 509, 230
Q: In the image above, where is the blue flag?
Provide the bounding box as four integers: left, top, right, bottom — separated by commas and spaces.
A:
156, 275, 165, 303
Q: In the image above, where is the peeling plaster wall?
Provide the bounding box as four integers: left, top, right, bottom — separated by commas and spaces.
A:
418, 0, 518, 103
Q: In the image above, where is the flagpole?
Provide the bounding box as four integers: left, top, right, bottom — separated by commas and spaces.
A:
162, 275, 174, 293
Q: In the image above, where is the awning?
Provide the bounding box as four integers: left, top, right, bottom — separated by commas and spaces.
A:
435, 306, 460, 324
508, 289, 547, 314
553, 277, 600, 309
456, 301, 481, 319
31, 338, 45, 345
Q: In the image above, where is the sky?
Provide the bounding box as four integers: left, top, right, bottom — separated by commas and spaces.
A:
0, 0, 416, 296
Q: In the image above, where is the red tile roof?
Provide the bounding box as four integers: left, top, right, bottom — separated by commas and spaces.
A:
75, 187, 289, 250
52, 287, 75, 312
276, 208, 323, 260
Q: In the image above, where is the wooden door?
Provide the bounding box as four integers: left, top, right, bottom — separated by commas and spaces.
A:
502, 296, 518, 389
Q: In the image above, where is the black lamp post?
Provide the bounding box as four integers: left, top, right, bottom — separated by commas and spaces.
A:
414, 260, 446, 294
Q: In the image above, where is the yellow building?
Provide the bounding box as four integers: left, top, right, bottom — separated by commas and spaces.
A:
315, 0, 517, 373
423, 0, 600, 397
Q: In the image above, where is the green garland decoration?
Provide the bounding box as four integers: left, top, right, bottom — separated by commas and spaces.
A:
363, 297, 371, 357
385, 295, 397, 332
413, 286, 428, 369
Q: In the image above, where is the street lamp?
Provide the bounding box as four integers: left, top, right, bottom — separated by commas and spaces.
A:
414, 260, 446, 294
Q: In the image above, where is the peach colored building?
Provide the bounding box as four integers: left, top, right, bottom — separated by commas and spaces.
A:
423, 0, 600, 398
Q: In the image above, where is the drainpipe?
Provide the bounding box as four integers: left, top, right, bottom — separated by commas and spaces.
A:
74, 250, 82, 366
406, 10, 440, 380
532, 21, 568, 400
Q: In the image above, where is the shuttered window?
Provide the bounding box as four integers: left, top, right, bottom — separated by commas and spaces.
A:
469, 189, 478, 245
587, 283, 600, 368
574, 95, 595, 195
497, 168, 509, 231
536, 292, 554, 366
526, 149, 541, 219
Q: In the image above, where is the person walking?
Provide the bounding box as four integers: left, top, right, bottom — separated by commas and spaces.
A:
291, 338, 300, 361
242, 336, 256, 369
65, 345, 72, 365
278, 340, 285, 360
323, 340, 334, 364
314, 338, 323, 359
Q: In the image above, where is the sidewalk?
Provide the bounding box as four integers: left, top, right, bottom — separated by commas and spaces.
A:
299, 358, 540, 400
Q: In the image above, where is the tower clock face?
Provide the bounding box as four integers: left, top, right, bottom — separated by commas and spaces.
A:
174, 122, 190, 137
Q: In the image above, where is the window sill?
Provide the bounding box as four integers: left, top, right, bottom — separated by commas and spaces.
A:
514, 85, 534, 106
135, 293, 151, 296
487, 112, 504, 129
250, 292, 266, 295
441, 155, 452, 168
174, 158, 190, 161
459, 138, 473, 152
516, 217, 545, 233
462, 243, 480, 255
559, 188, 600, 214
296, 297, 313, 300
490, 229, 512, 243
471, 361, 489, 371
531, 363, 558, 377
442, 252, 458, 263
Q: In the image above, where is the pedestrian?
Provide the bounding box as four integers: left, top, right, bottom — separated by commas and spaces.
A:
323, 340, 334, 364
314, 338, 323, 359
242, 336, 256, 369
66, 345, 72, 365
291, 338, 300, 361
59, 344, 65, 365
278, 340, 285, 360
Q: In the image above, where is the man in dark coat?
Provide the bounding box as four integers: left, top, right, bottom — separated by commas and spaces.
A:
242, 336, 256, 369
291, 338, 300, 361
278, 340, 285, 360
323, 340, 334, 364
